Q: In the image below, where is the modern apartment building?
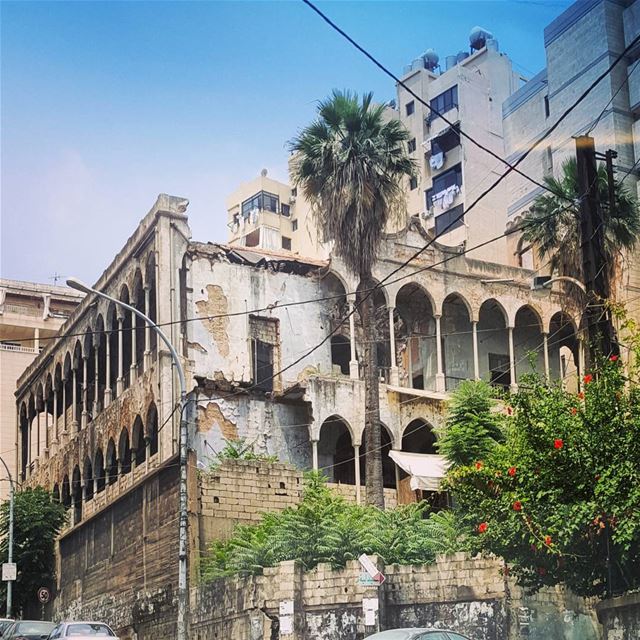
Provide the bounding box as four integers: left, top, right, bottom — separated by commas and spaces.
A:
0, 279, 82, 500
502, 0, 640, 317
225, 169, 328, 259
396, 29, 522, 262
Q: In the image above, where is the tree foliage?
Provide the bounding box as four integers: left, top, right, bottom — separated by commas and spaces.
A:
521, 157, 640, 284
208, 438, 278, 472
289, 90, 415, 509
443, 358, 640, 598
0, 487, 66, 615
201, 473, 469, 581
436, 380, 504, 467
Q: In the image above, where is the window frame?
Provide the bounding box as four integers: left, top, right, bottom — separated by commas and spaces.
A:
428, 85, 458, 122
408, 137, 417, 153
406, 100, 415, 116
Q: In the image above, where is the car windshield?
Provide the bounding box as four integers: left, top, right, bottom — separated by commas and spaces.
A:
0, 622, 13, 634
66, 624, 114, 636
16, 622, 56, 633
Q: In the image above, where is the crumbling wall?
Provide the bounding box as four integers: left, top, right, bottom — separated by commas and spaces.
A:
596, 593, 640, 640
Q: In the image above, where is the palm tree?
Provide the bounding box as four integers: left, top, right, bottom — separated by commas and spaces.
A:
521, 157, 640, 293
290, 90, 414, 509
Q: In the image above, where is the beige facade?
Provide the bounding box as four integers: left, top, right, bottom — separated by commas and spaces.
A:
502, 0, 640, 323
0, 279, 82, 500
225, 170, 328, 259
396, 38, 522, 262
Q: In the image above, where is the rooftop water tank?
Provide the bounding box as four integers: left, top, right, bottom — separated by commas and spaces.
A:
422, 48, 439, 71
456, 51, 469, 64
411, 57, 425, 71
486, 37, 499, 52
469, 26, 494, 51
445, 55, 457, 71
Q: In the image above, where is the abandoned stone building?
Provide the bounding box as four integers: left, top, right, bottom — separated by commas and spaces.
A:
12, 192, 587, 633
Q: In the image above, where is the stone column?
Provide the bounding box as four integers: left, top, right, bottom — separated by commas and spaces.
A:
144, 286, 151, 369
93, 344, 100, 416
34, 327, 40, 352
62, 376, 68, 435
116, 315, 124, 396
52, 388, 58, 444
36, 405, 41, 457
311, 440, 318, 471
349, 301, 358, 380
508, 326, 518, 392
81, 355, 89, 429
388, 306, 399, 385
130, 313, 138, 382
472, 320, 480, 380
435, 314, 445, 393
71, 368, 79, 432
354, 444, 361, 505
105, 332, 112, 406
44, 398, 50, 453
543, 332, 550, 380
578, 338, 586, 390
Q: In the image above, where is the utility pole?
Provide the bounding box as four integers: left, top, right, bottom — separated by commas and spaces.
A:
575, 136, 619, 366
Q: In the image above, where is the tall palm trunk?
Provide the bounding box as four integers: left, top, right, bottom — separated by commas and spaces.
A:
360, 272, 384, 509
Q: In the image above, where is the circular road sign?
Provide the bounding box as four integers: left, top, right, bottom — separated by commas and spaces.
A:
37, 587, 50, 604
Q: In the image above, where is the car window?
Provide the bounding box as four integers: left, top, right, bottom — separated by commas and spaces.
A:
445, 634, 469, 640
1, 623, 16, 638
416, 633, 450, 640
16, 622, 56, 634
48, 624, 61, 639
67, 624, 115, 636
0, 622, 13, 635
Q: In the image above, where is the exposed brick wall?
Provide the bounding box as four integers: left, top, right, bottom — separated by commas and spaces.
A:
55, 461, 180, 632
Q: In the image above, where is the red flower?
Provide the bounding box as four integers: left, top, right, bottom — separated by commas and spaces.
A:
554, 438, 564, 450
506, 406, 513, 416
478, 522, 488, 534
513, 501, 522, 511
570, 407, 577, 415
544, 535, 552, 546
475, 461, 483, 470
610, 355, 619, 362
508, 466, 517, 477
583, 374, 593, 384
577, 392, 585, 400
538, 567, 547, 576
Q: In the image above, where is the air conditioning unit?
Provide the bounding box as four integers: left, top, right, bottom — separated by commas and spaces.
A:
289, 196, 297, 204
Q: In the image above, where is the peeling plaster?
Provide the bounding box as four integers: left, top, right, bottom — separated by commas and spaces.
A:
198, 402, 238, 439
195, 285, 230, 358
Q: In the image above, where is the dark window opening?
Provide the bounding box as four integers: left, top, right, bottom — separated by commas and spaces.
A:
252, 340, 274, 392
281, 203, 291, 217
405, 101, 415, 116
489, 353, 511, 390
544, 95, 550, 118
408, 138, 417, 153
410, 176, 418, 190
292, 220, 298, 232
282, 236, 292, 251
241, 191, 280, 217
435, 204, 464, 235
428, 86, 458, 122
331, 335, 351, 375
431, 124, 460, 155
244, 229, 260, 247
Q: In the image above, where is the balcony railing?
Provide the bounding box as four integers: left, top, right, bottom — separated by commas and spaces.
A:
0, 343, 39, 354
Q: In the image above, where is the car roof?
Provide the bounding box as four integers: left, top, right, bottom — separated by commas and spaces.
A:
367, 630, 467, 639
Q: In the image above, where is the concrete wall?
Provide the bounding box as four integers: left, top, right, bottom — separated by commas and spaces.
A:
597, 593, 640, 640
64, 554, 599, 640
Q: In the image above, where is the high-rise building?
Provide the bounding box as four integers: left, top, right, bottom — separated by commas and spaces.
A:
0, 279, 82, 500
502, 0, 639, 319
396, 30, 522, 262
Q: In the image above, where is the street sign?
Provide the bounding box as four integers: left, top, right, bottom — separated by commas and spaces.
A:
37, 587, 50, 604
358, 554, 385, 585
1, 563, 16, 581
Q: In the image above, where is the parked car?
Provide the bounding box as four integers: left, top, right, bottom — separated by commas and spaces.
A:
1, 620, 56, 639
366, 630, 471, 640
46, 622, 117, 639
0, 620, 15, 636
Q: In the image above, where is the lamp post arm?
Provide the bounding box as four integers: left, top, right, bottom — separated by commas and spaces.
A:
542, 276, 587, 294
66, 278, 189, 639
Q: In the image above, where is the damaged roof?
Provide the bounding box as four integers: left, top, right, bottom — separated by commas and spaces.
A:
189, 241, 328, 275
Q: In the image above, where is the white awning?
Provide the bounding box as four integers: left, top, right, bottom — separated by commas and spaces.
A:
389, 450, 450, 492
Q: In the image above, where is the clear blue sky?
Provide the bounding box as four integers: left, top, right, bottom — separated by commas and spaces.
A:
1, 0, 571, 284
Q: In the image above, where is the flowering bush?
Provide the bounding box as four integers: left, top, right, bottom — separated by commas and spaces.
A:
443, 357, 640, 597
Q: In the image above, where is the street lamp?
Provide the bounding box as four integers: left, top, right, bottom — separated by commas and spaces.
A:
0, 457, 15, 618
66, 277, 189, 640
